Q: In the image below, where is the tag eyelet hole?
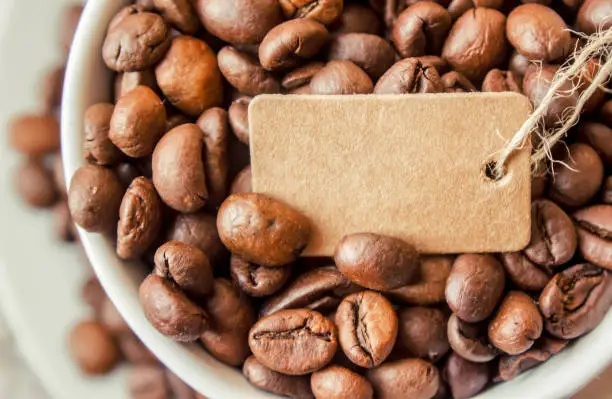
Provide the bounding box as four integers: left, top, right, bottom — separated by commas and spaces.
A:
483, 160, 506, 182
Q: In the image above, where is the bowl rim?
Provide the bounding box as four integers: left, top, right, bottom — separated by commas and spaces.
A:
61, 1, 612, 398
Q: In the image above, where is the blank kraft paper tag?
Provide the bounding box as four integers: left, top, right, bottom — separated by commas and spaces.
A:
250, 93, 532, 255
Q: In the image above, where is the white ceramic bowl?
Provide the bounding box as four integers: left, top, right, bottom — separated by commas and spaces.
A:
61, 1, 612, 398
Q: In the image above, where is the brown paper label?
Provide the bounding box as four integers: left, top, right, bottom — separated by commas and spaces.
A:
250, 93, 532, 255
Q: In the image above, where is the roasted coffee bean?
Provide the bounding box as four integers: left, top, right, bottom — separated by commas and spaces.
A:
68, 164, 124, 233
574, 205, 612, 269
152, 0, 200, 34
41, 65, 64, 112
60, 4, 83, 53
228, 97, 251, 145
154, 241, 213, 300
114, 69, 158, 102
540, 263, 612, 339
139, 273, 209, 341
396, 307, 450, 363
280, 0, 344, 25
118, 332, 158, 365
82, 276, 106, 316
367, 358, 440, 399
578, 122, 612, 166
600, 99, 612, 127
445, 254, 505, 322
196, 107, 230, 208
481, 69, 521, 92
500, 252, 551, 292
218, 46, 280, 96
310, 60, 374, 94
230, 165, 252, 195
392, 2, 452, 58
374, 58, 443, 94
195, 0, 283, 45
417, 55, 449, 74
166, 111, 191, 131
15, 159, 58, 208
115, 162, 142, 189
259, 19, 329, 71
69, 320, 120, 375
576, 0, 612, 34
336, 291, 398, 368
282, 62, 325, 90
602, 177, 612, 204
496, 337, 568, 381
447, 313, 497, 363
9, 114, 60, 156
243, 356, 314, 398
507, 4, 571, 62
261, 266, 353, 316
201, 279, 255, 366
549, 143, 604, 208
217, 193, 311, 266
166, 212, 228, 268
249, 309, 338, 375
327, 33, 396, 79
387, 256, 452, 305
231, 255, 291, 297
441, 71, 477, 92
577, 59, 607, 113
509, 50, 531, 78
108, 5, 148, 31
152, 124, 208, 213
102, 12, 170, 72
488, 291, 543, 355
524, 199, 577, 268
331, 4, 382, 35
443, 352, 490, 399
110, 86, 166, 158
100, 298, 131, 335
334, 232, 419, 291
155, 36, 223, 116
130, 364, 170, 399
441, 8, 507, 82
53, 201, 77, 242
446, 0, 474, 21
84, 103, 123, 165
532, 174, 548, 200
311, 365, 374, 399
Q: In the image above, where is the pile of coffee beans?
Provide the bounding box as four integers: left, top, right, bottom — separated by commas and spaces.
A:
65, 0, 612, 398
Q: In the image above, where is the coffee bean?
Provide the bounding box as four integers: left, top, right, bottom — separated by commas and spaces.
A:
445, 254, 505, 322
108, 5, 148, 31
228, 97, 251, 145
243, 356, 314, 398
374, 58, 443, 94
441, 8, 508, 82
328, 33, 396, 79
532, 174, 548, 200
392, 2, 451, 58
540, 263, 612, 339
447, 313, 497, 363
166, 111, 191, 131
68, 164, 124, 233
118, 332, 158, 365
139, 273, 209, 342
500, 251, 551, 292
507, 4, 571, 62
9, 114, 60, 156
367, 358, 440, 399
310, 60, 374, 94
443, 352, 490, 399
331, 4, 382, 35
549, 143, 604, 208
261, 266, 353, 316
40, 65, 65, 113
282, 62, 325, 90
441, 71, 477, 92
578, 122, 612, 166
195, 0, 283, 45
600, 99, 612, 127
311, 365, 374, 399
488, 291, 543, 355
509, 50, 530, 79
152, 124, 208, 213
481, 69, 521, 92
396, 307, 450, 363
602, 177, 612, 204
574, 205, 612, 269
155, 36, 223, 116
81, 275, 106, 317
100, 297, 131, 335
230, 165, 252, 195
336, 291, 398, 368
218, 46, 280, 96
577, 59, 607, 113
196, 107, 230, 208
166, 369, 199, 399
387, 256, 452, 305
53, 201, 77, 242
114, 69, 158, 103
217, 193, 311, 267
447, 0, 474, 20
496, 336, 568, 381
201, 279, 255, 366
103, 12, 170, 72
576, 0, 612, 34
69, 320, 120, 375
259, 19, 329, 71
249, 309, 338, 375
130, 364, 170, 399
15, 159, 58, 208
84, 103, 122, 165
152, 0, 201, 34
334, 232, 419, 291
231, 255, 292, 297
280, 0, 344, 25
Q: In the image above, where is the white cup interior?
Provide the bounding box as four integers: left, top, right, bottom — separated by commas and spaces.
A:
61, 1, 612, 398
